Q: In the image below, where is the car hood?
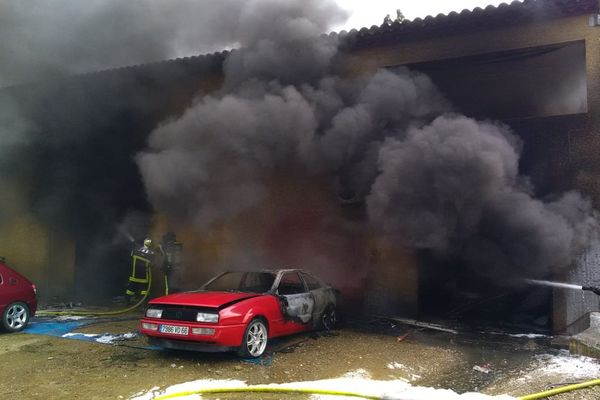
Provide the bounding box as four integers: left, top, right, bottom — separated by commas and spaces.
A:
149, 291, 263, 308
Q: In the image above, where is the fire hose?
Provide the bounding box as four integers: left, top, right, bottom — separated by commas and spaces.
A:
36, 269, 152, 317
517, 377, 600, 399
147, 377, 600, 400
153, 386, 379, 399
582, 286, 600, 296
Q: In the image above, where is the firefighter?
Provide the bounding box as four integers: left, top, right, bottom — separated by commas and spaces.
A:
158, 232, 183, 295
125, 238, 154, 303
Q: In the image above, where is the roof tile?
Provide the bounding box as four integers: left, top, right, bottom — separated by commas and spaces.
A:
343, 0, 599, 49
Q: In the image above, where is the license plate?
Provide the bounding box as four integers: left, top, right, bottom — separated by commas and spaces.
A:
160, 324, 189, 335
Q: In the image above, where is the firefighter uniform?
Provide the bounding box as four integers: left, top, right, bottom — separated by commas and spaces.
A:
158, 232, 183, 295
126, 238, 154, 301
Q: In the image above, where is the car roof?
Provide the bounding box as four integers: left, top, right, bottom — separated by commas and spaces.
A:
225, 268, 307, 274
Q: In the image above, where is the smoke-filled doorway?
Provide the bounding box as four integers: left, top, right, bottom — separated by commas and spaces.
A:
397, 41, 589, 334
417, 252, 553, 333
408, 41, 587, 121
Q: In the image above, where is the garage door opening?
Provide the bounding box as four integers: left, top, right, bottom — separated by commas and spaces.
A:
417, 253, 553, 333
407, 40, 587, 120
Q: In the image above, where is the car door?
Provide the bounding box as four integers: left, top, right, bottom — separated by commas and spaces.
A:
300, 272, 334, 319
0, 265, 19, 308
0, 267, 6, 308
276, 272, 314, 324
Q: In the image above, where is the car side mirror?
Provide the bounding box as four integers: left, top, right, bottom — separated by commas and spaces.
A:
278, 295, 289, 307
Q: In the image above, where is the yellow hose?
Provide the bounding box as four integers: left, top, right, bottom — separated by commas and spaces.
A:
36, 270, 152, 316
153, 377, 600, 400
154, 386, 380, 399
518, 378, 600, 399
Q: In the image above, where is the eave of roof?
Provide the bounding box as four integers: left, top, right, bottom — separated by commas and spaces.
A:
0, 50, 230, 92
328, 0, 599, 50
3, 0, 597, 89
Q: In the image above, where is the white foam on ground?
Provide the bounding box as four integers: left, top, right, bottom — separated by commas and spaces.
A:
95, 332, 137, 344
54, 315, 90, 321
532, 351, 600, 379
62, 332, 137, 344
516, 350, 600, 387
130, 371, 515, 400
486, 331, 550, 339
63, 333, 97, 338
507, 333, 548, 339
131, 379, 246, 400
386, 362, 422, 381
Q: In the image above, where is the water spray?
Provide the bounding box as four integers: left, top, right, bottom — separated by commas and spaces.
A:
525, 279, 600, 296
117, 226, 136, 243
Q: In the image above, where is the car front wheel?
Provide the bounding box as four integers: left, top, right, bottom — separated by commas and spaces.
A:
321, 305, 336, 331
238, 318, 268, 358
2, 302, 30, 332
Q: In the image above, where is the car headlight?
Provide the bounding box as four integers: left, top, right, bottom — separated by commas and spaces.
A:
196, 312, 219, 323
145, 308, 163, 318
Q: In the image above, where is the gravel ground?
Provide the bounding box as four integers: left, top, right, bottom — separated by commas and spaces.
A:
1, 313, 600, 399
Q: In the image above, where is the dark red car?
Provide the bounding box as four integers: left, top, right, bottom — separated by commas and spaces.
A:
0, 259, 37, 332
140, 269, 337, 357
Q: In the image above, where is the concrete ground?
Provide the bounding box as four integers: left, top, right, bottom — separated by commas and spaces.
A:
1, 313, 600, 399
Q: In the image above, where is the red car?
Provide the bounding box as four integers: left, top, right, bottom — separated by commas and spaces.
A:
0, 259, 37, 332
140, 269, 337, 357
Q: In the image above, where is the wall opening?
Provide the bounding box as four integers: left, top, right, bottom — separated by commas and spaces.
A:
407, 41, 587, 120
418, 253, 553, 333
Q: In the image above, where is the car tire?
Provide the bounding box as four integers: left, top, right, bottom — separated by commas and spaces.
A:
238, 318, 268, 358
2, 302, 30, 332
319, 304, 337, 331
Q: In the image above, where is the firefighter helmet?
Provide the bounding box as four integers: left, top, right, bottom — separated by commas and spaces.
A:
143, 238, 152, 248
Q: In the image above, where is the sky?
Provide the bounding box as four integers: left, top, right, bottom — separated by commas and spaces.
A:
334, 0, 522, 31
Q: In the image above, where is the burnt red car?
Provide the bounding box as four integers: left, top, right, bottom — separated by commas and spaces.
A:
0, 259, 37, 332
140, 269, 337, 357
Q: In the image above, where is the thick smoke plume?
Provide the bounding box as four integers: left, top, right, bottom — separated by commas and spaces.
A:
0, 0, 597, 297
137, 3, 598, 282
0, 0, 348, 298
0, 0, 347, 87
368, 116, 598, 279
137, 68, 448, 227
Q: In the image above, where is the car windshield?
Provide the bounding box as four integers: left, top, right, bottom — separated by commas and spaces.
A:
204, 271, 276, 293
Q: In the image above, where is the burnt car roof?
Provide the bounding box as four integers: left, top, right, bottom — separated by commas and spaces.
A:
224, 268, 311, 274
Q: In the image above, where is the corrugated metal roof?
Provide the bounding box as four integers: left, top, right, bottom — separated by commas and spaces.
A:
3, 0, 596, 87
330, 0, 599, 49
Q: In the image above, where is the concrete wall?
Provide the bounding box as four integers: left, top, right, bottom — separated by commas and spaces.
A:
0, 59, 225, 302
0, 178, 75, 299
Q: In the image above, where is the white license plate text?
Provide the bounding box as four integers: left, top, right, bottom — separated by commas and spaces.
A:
160, 324, 189, 335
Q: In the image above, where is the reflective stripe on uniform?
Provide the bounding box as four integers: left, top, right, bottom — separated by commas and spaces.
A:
125, 289, 135, 295
128, 276, 149, 283
133, 254, 151, 264
130, 254, 151, 285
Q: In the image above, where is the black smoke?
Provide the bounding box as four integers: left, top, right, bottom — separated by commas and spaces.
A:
0, 0, 348, 88
367, 115, 598, 280
0, 0, 348, 299
0, 0, 597, 299
136, 68, 449, 227
137, 21, 598, 283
